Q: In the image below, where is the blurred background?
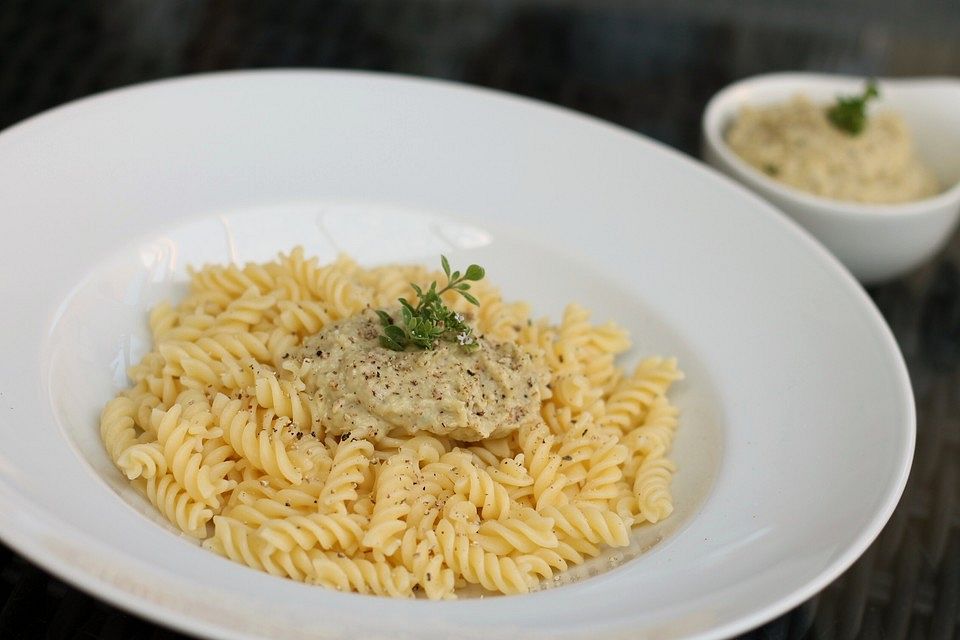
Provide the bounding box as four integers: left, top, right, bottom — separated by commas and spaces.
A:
4, 0, 960, 155
1, 1, 958, 638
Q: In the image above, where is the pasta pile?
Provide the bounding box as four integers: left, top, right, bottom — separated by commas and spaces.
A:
100, 247, 683, 598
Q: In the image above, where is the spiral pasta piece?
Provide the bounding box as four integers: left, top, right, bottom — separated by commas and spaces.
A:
540, 503, 631, 548
203, 515, 279, 573
138, 473, 213, 538
601, 358, 683, 432
100, 396, 138, 462
513, 538, 591, 578
188, 261, 277, 298
627, 396, 679, 456
258, 512, 368, 553
212, 393, 307, 484
633, 455, 676, 524
362, 449, 416, 557
310, 552, 414, 597
150, 405, 210, 499
302, 259, 366, 319
433, 520, 536, 594
198, 331, 273, 366
517, 423, 568, 511
474, 507, 558, 554
253, 369, 318, 427
214, 290, 278, 331
575, 437, 628, 504
276, 299, 334, 337
320, 439, 374, 511
409, 538, 456, 599
444, 450, 511, 520
116, 441, 167, 480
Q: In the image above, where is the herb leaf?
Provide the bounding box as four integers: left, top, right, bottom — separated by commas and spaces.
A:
377, 256, 485, 352
380, 335, 405, 351
827, 80, 879, 135
464, 264, 485, 281
384, 324, 407, 343
375, 309, 394, 327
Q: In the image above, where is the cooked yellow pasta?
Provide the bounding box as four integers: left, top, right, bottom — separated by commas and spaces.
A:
100, 247, 684, 598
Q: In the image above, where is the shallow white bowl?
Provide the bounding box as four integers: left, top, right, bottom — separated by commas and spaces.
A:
0, 70, 913, 639
703, 72, 960, 284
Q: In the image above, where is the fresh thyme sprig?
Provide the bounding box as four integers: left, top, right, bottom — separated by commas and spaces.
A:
377, 256, 485, 353
826, 80, 879, 135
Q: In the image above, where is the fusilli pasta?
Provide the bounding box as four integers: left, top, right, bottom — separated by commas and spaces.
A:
100, 247, 684, 598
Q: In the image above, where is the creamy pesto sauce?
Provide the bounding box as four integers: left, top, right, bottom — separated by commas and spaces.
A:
726, 95, 939, 204
292, 308, 549, 441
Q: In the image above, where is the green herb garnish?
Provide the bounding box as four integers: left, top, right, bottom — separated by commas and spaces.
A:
827, 80, 879, 135
377, 256, 485, 353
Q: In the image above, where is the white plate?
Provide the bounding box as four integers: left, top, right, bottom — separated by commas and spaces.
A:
0, 70, 913, 640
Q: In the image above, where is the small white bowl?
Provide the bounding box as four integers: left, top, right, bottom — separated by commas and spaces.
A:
703, 72, 960, 284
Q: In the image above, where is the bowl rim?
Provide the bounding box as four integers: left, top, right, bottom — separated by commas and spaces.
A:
702, 71, 960, 219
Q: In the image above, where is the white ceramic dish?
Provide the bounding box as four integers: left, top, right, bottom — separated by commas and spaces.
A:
0, 70, 913, 640
702, 72, 960, 284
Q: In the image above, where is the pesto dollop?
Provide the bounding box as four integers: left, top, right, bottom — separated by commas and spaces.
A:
293, 308, 549, 442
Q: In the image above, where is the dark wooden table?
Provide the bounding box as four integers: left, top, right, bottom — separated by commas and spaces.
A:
1, 1, 958, 638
